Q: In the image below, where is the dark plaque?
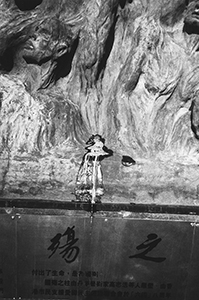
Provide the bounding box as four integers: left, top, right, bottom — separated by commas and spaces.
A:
0, 206, 199, 299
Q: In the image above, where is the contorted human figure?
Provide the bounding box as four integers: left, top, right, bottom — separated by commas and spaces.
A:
75, 134, 112, 203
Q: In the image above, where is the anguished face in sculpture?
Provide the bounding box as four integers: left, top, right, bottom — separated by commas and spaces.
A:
184, 0, 199, 32
22, 22, 70, 64
16, 18, 74, 89
0, 0, 83, 90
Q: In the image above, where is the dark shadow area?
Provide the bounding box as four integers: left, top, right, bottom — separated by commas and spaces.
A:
96, 11, 118, 81
160, 2, 186, 26
183, 1, 199, 34
0, 92, 3, 110
54, 37, 79, 82
183, 22, 199, 34
122, 155, 136, 166
190, 101, 199, 139
119, 0, 133, 9
0, 47, 14, 72
0, 197, 199, 215
23, 55, 51, 66
119, 0, 127, 9
15, 0, 42, 11
101, 146, 113, 160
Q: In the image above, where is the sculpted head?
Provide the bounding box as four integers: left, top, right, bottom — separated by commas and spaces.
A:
184, 0, 199, 33
0, 0, 84, 89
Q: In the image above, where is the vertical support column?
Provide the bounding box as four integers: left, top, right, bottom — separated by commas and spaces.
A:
0, 208, 17, 298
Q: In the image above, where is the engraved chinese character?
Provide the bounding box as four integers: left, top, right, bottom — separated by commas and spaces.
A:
48, 226, 79, 263
129, 233, 166, 263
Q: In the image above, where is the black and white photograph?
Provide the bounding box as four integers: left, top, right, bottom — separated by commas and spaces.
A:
0, 0, 199, 299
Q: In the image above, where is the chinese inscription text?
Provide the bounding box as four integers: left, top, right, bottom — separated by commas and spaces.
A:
129, 233, 166, 263
48, 226, 79, 263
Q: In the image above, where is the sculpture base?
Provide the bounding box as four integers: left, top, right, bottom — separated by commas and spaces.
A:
1, 153, 199, 206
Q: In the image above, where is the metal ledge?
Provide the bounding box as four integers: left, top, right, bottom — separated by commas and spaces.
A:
0, 198, 199, 215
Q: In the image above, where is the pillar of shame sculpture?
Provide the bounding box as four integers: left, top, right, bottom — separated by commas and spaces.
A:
1, 0, 199, 204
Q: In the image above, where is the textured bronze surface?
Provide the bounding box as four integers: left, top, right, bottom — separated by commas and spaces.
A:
1, 0, 199, 203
